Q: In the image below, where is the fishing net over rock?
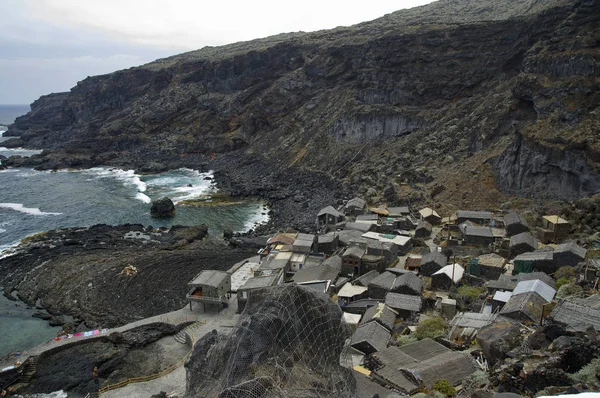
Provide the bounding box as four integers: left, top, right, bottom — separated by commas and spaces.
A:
184, 284, 358, 398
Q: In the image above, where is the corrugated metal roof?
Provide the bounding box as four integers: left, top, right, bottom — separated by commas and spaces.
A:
493, 291, 513, 303
433, 264, 464, 282
550, 297, 600, 331
513, 279, 556, 302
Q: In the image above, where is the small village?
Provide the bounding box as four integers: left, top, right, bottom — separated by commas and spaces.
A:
188, 197, 599, 396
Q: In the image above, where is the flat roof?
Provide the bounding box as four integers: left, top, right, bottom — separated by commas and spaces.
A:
239, 274, 279, 291
230, 260, 261, 292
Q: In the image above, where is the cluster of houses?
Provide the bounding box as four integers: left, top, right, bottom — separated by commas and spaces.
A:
184, 197, 598, 394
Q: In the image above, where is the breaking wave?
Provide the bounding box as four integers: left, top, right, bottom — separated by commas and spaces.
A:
0, 203, 62, 216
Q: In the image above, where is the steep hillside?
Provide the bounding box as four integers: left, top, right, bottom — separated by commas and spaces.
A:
4, 0, 599, 221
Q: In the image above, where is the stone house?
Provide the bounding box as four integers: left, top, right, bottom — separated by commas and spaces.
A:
419, 251, 447, 276
341, 245, 366, 276
344, 197, 367, 216
415, 221, 432, 238
350, 321, 391, 355
316, 206, 345, 231
504, 212, 530, 237
431, 264, 464, 290
509, 232, 537, 257
384, 292, 423, 319
541, 215, 570, 241
186, 270, 231, 311
419, 207, 441, 225
553, 241, 587, 267
456, 210, 493, 225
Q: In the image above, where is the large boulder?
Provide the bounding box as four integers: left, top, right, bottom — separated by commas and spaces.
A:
150, 197, 175, 218
184, 285, 357, 397
477, 319, 522, 366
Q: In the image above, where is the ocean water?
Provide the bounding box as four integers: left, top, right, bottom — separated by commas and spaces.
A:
0, 167, 269, 256
0, 104, 29, 125
0, 106, 269, 357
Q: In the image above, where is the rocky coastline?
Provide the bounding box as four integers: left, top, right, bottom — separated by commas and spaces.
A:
0, 224, 255, 331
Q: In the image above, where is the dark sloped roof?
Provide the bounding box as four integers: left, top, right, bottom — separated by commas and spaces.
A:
322, 255, 342, 270
505, 212, 528, 227
360, 303, 397, 330
343, 245, 365, 258
398, 338, 449, 361
369, 271, 397, 290
351, 322, 391, 353
318, 205, 344, 217
456, 210, 493, 220
516, 271, 555, 288
510, 232, 537, 248
318, 232, 338, 243
554, 241, 587, 259
514, 251, 553, 262
291, 265, 340, 284
422, 251, 447, 267
345, 197, 366, 209
416, 221, 433, 231
393, 272, 423, 293
401, 350, 476, 387
189, 270, 229, 287
385, 292, 422, 312
449, 312, 497, 329
550, 298, 600, 332
353, 270, 380, 287
462, 225, 494, 238
500, 291, 547, 322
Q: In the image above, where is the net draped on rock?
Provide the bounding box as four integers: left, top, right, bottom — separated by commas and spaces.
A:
184, 284, 358, 398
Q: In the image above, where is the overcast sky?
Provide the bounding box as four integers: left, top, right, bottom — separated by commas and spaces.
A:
0, 0, 436, 104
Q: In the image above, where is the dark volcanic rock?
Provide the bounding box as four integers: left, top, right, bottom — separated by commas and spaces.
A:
478, 319, 523, 366
0, 224, 255, 327
22, 323, 182, 397
150, 196, 176, 218
184, 285, 356, 398
3, 0, 599, 212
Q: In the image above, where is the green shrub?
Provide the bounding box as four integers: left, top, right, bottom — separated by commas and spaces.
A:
554, 266, 576, 280
556, 282, 583, 298
555, 277, 574, 289
415, 317, 447, 340
570, 357, 600, 385
457, 285, 486, 300
433, 379, 456, 397
396, 335, 418, 346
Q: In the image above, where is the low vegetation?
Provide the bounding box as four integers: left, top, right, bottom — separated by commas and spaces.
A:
433, 379, 456, 397
415, 317, 447, 340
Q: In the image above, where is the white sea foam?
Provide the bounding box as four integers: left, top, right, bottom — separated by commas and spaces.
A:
135, 192, 152, 204
25, 391, 68, 398
0, 203, 62, 216
83, 167, 149, 202
0, 240, 21, 260
0, 228, 5, 234
238, 203, 270, 233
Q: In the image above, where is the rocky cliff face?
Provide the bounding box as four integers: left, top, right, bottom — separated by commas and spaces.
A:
4, 0, 600, 208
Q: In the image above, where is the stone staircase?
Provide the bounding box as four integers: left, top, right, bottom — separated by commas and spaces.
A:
10, 357, 38, 392
174, 321, 206, 347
